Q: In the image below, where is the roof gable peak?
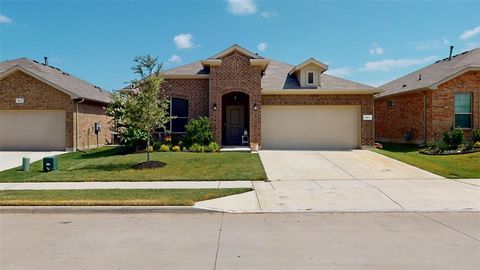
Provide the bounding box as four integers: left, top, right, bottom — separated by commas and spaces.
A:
209, 44, 263, 60
290, 57, 328, 74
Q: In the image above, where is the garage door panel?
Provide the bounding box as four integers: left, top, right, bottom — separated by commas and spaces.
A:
261, 106, 360, 149
0, 110, 66, 151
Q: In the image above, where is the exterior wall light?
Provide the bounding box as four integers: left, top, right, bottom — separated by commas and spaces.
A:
213, 103, 217, 111
253, 103, 258, 111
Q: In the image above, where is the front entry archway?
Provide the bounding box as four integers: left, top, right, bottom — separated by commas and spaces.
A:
222, 92, 249, 145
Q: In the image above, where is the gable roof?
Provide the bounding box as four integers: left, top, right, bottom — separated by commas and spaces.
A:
208, 44, 263, 59
289, 58, 328, 74
0, 58, 112, 103
378, 48, 480, 98
163, 45, 378, 93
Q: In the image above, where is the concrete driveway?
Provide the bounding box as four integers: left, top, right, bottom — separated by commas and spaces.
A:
0, 151, 67, 171
259, 150, 442, 181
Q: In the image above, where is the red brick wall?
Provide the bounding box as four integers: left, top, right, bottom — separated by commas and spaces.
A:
0, 71, 75, 149
375, 91, 427, 144
209, 52, 263, 149
161, 79, 209, 119
76, 102, 112, 150
0, 70, 112, 151
263, 94, 375, 147
375, 70, 480, 144
432, 71, 480, 141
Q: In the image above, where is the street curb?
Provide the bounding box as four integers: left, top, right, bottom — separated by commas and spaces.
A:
0, 206, 220, 214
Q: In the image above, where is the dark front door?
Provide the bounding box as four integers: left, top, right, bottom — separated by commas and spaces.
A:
225, 105, 244, 145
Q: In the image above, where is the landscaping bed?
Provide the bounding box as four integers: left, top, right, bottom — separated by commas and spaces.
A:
0, 147, 267, 182
0, 188, 251, 206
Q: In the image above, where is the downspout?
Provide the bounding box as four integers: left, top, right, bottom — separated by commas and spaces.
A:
75, 98, 85, 152
423, 91, 427, 145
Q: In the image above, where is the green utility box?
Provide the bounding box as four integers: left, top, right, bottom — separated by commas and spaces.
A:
43, 156, 58, 172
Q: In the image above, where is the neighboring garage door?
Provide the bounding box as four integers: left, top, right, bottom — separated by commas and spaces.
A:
261, 105, 360, 149
0, 110, 66, 151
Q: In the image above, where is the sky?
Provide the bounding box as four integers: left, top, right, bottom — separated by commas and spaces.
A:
1, 0, 479, 91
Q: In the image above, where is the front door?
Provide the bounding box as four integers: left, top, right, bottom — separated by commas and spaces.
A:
225, 105, 244, 145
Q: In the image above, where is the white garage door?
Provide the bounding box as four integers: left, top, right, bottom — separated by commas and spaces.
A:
0, 110, 66, 151
261, 105, 360, 149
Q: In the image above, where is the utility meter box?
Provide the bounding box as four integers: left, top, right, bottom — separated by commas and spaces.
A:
43, 156, 58, 172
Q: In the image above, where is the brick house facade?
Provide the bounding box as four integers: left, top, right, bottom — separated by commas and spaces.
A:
161, 45, 380, 150
0, 58, 112, 151
375, 48, 480, 144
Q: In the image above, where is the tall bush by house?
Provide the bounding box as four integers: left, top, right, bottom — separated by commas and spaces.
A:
182, 117, 215, 147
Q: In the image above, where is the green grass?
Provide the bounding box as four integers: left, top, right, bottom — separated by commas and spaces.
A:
0, 188, 251, 206
374, 143, 480, 179
0, 147, 267, 182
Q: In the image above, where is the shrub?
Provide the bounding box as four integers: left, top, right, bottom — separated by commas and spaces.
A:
172, 145, 181, 152
189, 143, 206, 153
146, 146, 154, 153
183, 117, 215, 147
473, 129, 480, 143
442, 127, 464, 149
152, 141, 162, 151
206, 142, 220, 152
474, 141, 480, 148
433, 141, 450, 152
160, 144, 170, 152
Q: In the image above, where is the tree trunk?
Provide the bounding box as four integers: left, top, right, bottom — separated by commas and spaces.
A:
146, 137, 150, 163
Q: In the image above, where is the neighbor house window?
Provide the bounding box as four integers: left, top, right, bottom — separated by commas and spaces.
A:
307, 71, 314, 85
454, 93, 472, 129
167, 98, 189, 133
387, 100, 396, 108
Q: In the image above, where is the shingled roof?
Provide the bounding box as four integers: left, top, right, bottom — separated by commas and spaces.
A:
162, 46, 377, 93
0, 58, 112, 103
378, 48, 480, 98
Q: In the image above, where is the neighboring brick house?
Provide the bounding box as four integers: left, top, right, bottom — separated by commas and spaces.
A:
375, 48, 480, 144
0, 58, 112, 151
160, 44, 380, 150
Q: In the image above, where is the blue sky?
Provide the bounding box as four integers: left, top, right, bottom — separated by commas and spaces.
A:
1, 0, 479, 91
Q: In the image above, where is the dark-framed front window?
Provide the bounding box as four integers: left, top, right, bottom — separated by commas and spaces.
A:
454, 93, 472, 129
167, 98, 189, 133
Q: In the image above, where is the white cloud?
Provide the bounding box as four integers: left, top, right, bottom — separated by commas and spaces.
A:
257, 42, 268, 52
173, 33, 195, 50
443, 37, 450, 46
260, 11, 277, 18
0, 14, 12, 24
168, 54, 182, 64
360, 56, 437, 72
369, 43, 384, 55
227, 0, 257, 15
325, 67, 353, 77
460, 26, 480, 40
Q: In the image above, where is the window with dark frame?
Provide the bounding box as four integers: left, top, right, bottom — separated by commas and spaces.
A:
307, 71, 314, 85
387, 99, 396, 108
167, 98, 189, 133
454, 93, 472, 129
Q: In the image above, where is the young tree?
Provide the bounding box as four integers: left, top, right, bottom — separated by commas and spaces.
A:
107, 55, 170, 163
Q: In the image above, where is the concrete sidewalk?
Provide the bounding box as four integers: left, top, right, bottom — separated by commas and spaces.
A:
0, 181, 253, 190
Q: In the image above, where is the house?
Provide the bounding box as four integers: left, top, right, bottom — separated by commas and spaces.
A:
160, 44, 380, 150
375, 47, 480, 144
0, 58, 112, 151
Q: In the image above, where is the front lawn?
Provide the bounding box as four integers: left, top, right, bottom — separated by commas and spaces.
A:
0, 147, 267, 182
374, 143, 480, 179
0, 188, 251, 206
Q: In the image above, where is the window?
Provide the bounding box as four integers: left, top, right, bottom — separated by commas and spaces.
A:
387, 100, 396, 108
167, 98, 189, 133
307, 71, 314, 85
454, 93, 472, 129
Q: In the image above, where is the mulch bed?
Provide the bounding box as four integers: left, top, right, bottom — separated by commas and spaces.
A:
132, 161, 166, 170
419, 148, 480, 155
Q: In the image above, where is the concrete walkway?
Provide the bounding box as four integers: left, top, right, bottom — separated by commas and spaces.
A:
0, 181, 253, 190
